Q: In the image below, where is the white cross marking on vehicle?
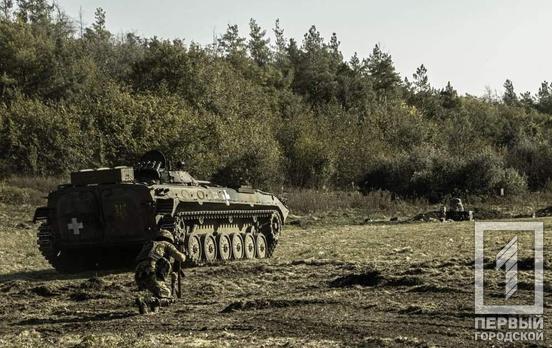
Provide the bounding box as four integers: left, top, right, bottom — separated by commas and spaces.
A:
223, 190, 231, 205
67, 218, 83, 235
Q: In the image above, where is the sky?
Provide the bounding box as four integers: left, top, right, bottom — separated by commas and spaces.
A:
56, 0, 552, 96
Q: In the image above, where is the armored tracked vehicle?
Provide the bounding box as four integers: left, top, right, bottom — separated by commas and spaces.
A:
33, 150, 289, 273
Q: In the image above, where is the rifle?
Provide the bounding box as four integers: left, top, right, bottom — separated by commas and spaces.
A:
176, 260, 182, 299
162, 215, 187, 299
174, 232, 186, 299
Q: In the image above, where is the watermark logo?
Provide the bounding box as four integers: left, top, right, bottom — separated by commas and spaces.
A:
474, 222, 543, 315
474, 221, 544, 343
495, 236, 517, 300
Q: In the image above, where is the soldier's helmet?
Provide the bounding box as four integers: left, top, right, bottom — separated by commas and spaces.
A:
156, 229, 175, 243
450, 197, 462, 205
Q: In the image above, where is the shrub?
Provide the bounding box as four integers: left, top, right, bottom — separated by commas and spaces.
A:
497, 168, 528, 195
0, 182, 45, 205
359, 147, 527, 201
506, 140, 552, 190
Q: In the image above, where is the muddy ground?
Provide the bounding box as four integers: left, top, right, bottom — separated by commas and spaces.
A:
0, 205, 551, 347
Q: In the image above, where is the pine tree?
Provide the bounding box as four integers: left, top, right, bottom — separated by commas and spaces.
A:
537, 81, 552, 114
440, 81, 459, 109
92, 8, 106, 32
273, 19, 286, 53
520, 91, 534, 108
218, 24, 246, 61
302, 25, 323, 53
248, 19, 270, 66
367, 44, 400, 99
349, 52, 362, 73
286, 37, 300, 65
84, 7, 110, 41
412, 64, 430, 93
537, 81, 550, 100
502, 79, 518, 105
329, 33, 340, 53
16, 0, 52, 24
407, 64, 435, 113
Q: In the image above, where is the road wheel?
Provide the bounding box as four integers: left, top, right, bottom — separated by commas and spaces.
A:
230, 233, 244, 260
186, 234, 202, 265
256, 234, 267, 259
243, 233, 255, 259
217, 234, 231, 261
202, 234, 217, 263
265, 212, 282, 257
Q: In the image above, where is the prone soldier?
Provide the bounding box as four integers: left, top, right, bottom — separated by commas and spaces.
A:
134, 229, 186, 314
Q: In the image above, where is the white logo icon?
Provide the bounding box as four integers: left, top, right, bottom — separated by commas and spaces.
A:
496, 236, 518, 300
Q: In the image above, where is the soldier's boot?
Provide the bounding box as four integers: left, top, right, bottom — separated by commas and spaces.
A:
147, 297, 174, 313
159, 298, 174, 307
148, 297, 160, 313
135, 297, 149, 315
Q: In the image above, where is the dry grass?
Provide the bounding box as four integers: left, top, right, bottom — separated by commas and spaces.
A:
1, 197, 552, 346
283, 189, 427, 216
4, 175, 63, 194
467, 191, 552, 216
3, 177, 552, 346
0, 331, 343, 348
0, 183, 45, 206
0, 176, 63, 206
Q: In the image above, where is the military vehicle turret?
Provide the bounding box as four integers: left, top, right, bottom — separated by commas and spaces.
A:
33, 150, 289, 273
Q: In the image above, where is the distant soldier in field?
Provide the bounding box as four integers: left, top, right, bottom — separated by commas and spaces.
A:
134, 229, 186, 314
448, 197, 465, 212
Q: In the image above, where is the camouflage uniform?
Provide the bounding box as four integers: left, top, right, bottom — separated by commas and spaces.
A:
134, 230, 186, 314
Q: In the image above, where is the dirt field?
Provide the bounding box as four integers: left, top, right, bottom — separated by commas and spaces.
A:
0, 204, 551, 347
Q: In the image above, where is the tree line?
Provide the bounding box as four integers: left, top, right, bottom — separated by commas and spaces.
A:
1, 1, 552, 201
